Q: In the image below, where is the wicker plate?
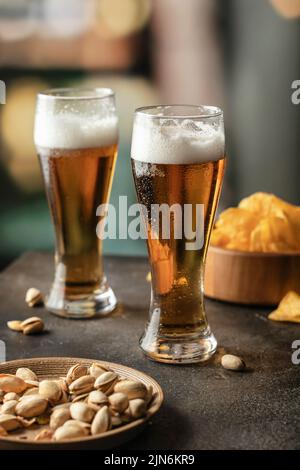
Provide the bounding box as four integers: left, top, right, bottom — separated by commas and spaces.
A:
0, 357, 163, 449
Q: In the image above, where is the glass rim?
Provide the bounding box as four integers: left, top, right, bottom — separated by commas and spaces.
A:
135, 104, 223, 120
37, 87, 115, 101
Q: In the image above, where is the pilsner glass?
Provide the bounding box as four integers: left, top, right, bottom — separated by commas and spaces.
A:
34, 88, 118, 318
131, 105, 226, 363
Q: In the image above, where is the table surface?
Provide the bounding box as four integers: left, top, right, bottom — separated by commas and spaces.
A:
0, 252, 299, 450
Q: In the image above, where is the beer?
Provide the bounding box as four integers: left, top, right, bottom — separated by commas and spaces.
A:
131, 105, 226, 363
34, 88, 118, 318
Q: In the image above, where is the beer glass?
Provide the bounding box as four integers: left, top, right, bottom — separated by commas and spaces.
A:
131, 105, 226, 363
34, 88, 118, 318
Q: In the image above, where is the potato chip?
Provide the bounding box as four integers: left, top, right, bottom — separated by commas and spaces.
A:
268, 291, 300, 324
211, 193, 300, 253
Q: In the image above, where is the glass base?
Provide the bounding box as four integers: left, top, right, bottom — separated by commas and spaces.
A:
140, 328, 217, 364
45, 284, 117, 319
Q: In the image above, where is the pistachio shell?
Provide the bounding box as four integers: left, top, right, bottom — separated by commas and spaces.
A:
94, 372, 118, 393
71, 392, 89, 403
50, 408, 71, 430
18, 417, 36, 428
1, 400, 18, 415
69, 375, 95, 395
3, 392, 19, 402
108, 393, 129, 413
25, 288, 43, 307
70, 402, 95, 423
0, 374, 27, 393
66, 364, 89, 385
21, 317, 44, 335
88, 390, 108, 407
89, 363, 109, 378
54, 422, 89, 441
145, 385, 153, 405
114, 380, 147, 400
34, 429, 53, 441
221, 354, 245, 371
15, 396, 48, 418
39, 380, 62, 403
0, 414, 21, 431
16, 368, 38, 382
129, 399, 147, 419
91, 405, 111, 435
7, 320, 23, 332
22, 387, 39, 397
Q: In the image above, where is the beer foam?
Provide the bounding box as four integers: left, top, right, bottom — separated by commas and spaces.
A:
34, 113, 118, 149
131, 119, 225, 164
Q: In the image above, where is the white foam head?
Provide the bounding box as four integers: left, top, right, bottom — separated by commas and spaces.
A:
131, 106, 225, 164
34, 89, 118, 149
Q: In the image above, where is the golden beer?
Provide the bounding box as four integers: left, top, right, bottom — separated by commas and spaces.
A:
131, 105, 226, 363
34, 88, 118, 318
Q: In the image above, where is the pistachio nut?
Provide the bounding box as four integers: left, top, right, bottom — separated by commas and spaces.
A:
88, 390, 108, 407
66, 364, 89, 385
25, 288, 43, 307
21, 317, 44, 335
52, 402, 71, 413
114, 380, 147, 400
70, 402, 95, 423
94, 371, 118, 393
221, 354, 245, 372
0, 374, 27, 393
111, 416, 122, 428
50, 407, 71, 430
22, 387, 39, 397
91, 405, 111, 435
39, 380, 62, 403
15, 396, 48, 418
108, 393, 129, 414
16, 367, 38, 382
129, 399, 147, 419
7, 320, 23, 332
89, 363, 109, 378
1, 400, 18, 415
68, 375, 95, 395
0, 414, 21, 431
36, 413, 50, 425
3, 392, 19, 402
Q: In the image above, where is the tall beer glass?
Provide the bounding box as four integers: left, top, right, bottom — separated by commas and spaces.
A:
34, 88, 118, 318
131, 105, 226, 363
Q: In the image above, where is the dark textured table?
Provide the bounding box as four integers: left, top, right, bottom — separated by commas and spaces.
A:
0, 252, 299, 450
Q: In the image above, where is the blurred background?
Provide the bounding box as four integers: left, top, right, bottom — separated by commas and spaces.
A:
0, 0, 299, 269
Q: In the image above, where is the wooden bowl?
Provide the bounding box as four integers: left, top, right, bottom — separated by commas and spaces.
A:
0, 357, 163, 449
205, 246, 300, 306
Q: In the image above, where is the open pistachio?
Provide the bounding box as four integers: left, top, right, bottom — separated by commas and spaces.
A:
15, 396, 48, 418
108, 393, 129, 414
66, 364, 89, 385
91, 406, 111, 435
0, 374, 27, 393
50, 407, 71, 430
70, 402, 95, 423
1, 400, 18, 415
39, 380, 62, 403
94, 371, 118, 393
25, 288, 43, 307
7, 320, 23, 332
69, 375, 95, 395
88, 390, 108, 407
3, 392, 19, 402
114, 380, 147, 400
0, 414, 21, 431
16, 368, 38, 382
21, 317, 44, 335
89, 363, 109, 378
